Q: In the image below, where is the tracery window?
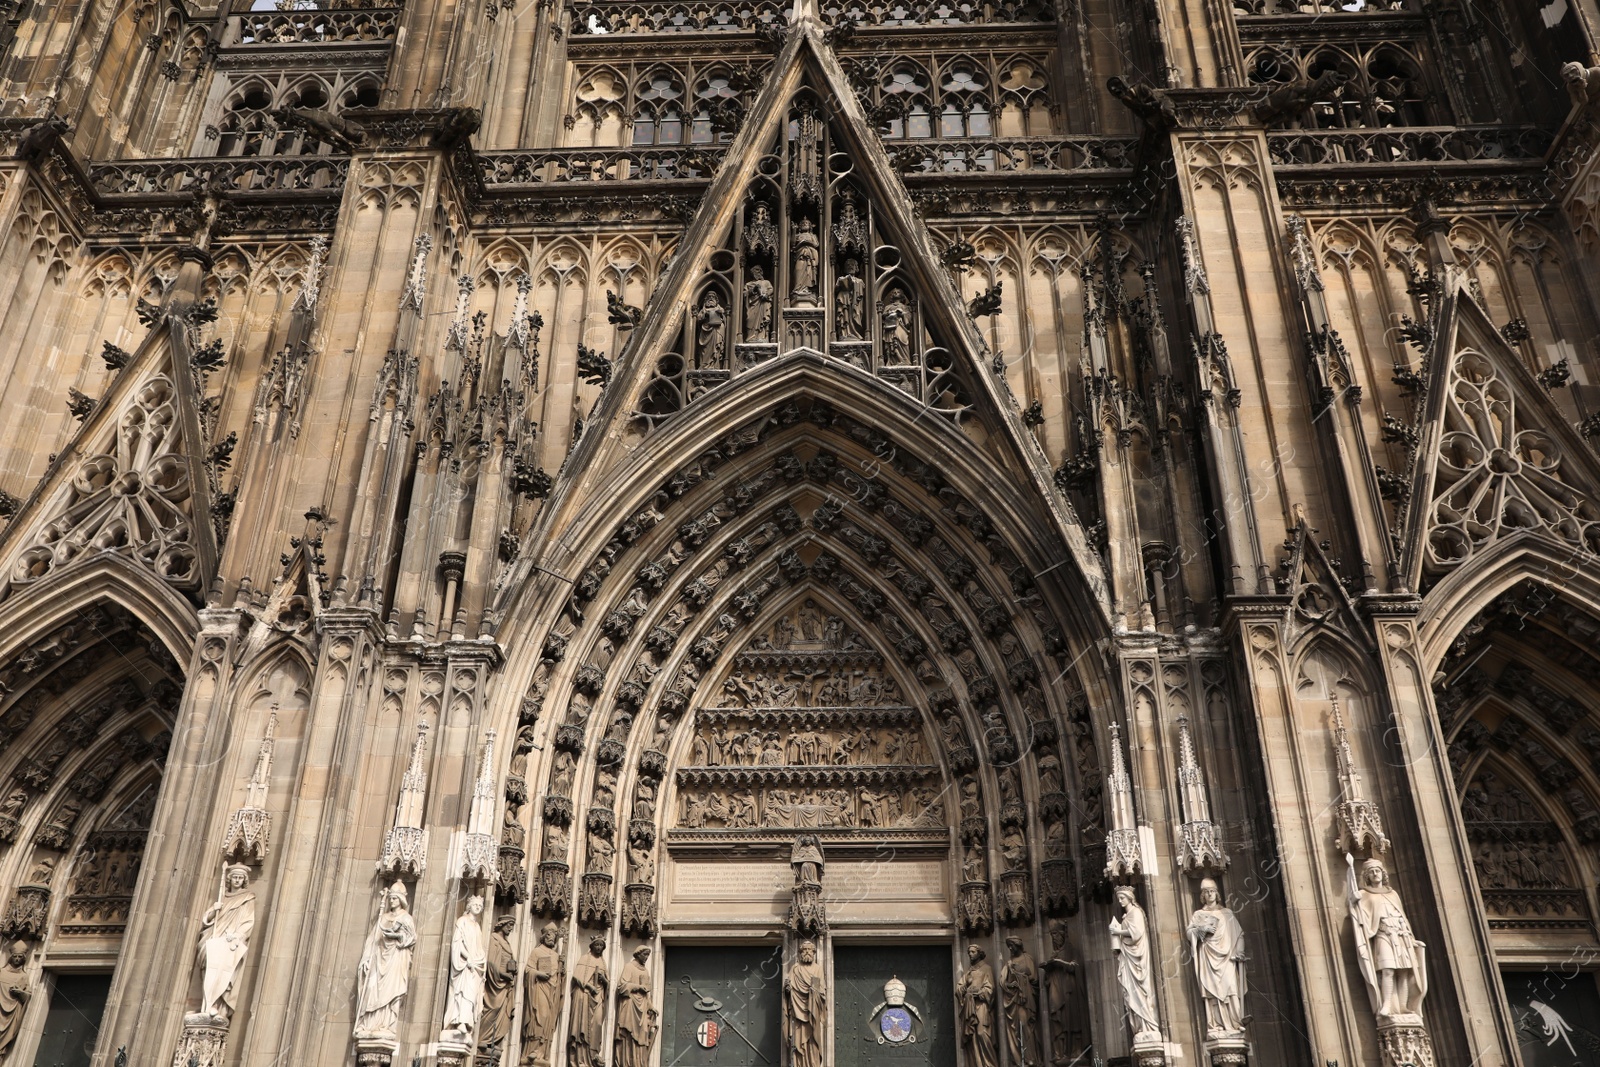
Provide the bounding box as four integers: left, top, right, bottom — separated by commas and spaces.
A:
207, 71, 382, 156
632, 70, 687, 145
851, 51, 1053, 140
1246, 41, 1433, 127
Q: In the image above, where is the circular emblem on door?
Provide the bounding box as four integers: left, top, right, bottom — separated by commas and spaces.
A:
696, 1020, 720, 1048
879, 1007, 913, 1044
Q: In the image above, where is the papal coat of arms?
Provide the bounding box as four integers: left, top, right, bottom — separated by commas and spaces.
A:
869, 975, 923, 1045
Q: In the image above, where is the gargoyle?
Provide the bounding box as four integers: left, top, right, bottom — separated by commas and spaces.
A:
1253, 69, 1349, 127
1563, 61, 1600, 108
271, 107, 367, 152
13, 115, 68, 162
1106, 76, 1176, 132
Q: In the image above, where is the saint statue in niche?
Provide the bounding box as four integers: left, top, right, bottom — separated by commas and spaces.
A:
881, 289, 911, 364
354, 881, 417, 1041
696, 291, 727, 367
1187, 877, 1248, 1037
743, 266, 773, 342
835, 259, 866, 340
1346, 853, 1426, 1021
192, 864, 255, 1026
792, 217, 820, 301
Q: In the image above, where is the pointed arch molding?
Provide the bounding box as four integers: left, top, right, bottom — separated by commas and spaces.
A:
512, 18, 1107, 625
498, 381, 1109, 931
1403, 288, 1600, 594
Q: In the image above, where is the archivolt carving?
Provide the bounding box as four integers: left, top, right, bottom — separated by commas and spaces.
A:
517, 395, 1099, 940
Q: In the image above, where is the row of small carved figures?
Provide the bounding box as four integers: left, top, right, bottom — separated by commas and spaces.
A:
678, 783, 946, 828
688, 724, 927, 765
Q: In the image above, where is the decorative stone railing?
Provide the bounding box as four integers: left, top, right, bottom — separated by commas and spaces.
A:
222, 7, 401, 46
1232, 0, 1407, 13
894, 137, 1136, 174
478, 146, 727, 185
569, 0, 1049, 33
571, 0, 787, 33
818, 0, 1051, 26
1267, 125, 1552, 168
88, 156, 350, 196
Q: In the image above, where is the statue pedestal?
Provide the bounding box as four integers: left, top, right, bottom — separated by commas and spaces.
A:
436, 1038, 472, 1067
1376, 1016, 1433, 1067
1130, 1031, 1167, 1067
782, 309, 823, 351
173, 1021, 228, 1067
354, 1037, 398, 1067
828, 341, 871, 369
1203, 1034, 1248, 1067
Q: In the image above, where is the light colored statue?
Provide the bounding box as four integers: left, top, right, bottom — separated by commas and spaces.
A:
1187, 877, 1248, 1037
785, 940, 826, 1067
569, 936, 609, 1067
194, 864, 255, 1024
521, 923, 565, 1066
442, 895, 487, 1039
479, 914, 520, 1051
957, 943, 999, 1067
0, 942, 30, 1060
614, 945, 658, 1067
354, 881, 418, 1040
1109, 885, 1160, 1041
1346, 853, 1427, 1020
1001, 936, 1040, 1067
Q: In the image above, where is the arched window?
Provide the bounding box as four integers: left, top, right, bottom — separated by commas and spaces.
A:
692, 73, 740, 144
880, 64, 932, 139
633, 70, 686, 146
938, 63, 991, 137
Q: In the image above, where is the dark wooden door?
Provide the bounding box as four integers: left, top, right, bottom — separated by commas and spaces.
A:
834, 945, 955, 1067
663, 945, 784, 1067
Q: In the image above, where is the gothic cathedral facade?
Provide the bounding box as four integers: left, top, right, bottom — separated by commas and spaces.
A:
0, 0, 1595, 1065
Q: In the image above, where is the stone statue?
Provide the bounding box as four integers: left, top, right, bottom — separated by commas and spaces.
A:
785, 940, 826, 1067
443, 895, 487, 1039
614, 945, 658, 1067
193, 864, 255, 1024
0, 942, 30, 1060
568, 935, 609, 1067
743, 266, 773, 342
834, 259, 865, 340
521, 923, 565, 1066
1187, 877, 1248, 1037
354, 881, 418, 1040
957, 943, 999, 1067
1044, 920, 1087, 1062
1110, 885, 1160, 1041
791, 834, 824, 884
881, 289, 911, 364
696, 290, 727, 367
1346, 853, 1427, 1021
1001, 936, 1040, 1067
792, 217, 820, 300
479, 914, 520, 1051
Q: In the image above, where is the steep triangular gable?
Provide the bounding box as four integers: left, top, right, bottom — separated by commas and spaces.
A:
536, 18, 1107, 610
1404, 285, 1600, 589
0, 316, 221, 605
